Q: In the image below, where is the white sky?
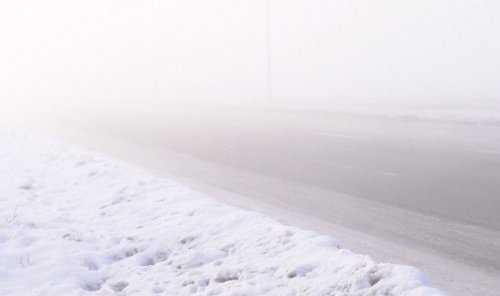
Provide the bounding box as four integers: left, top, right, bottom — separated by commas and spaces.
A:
1, 0, 499, 114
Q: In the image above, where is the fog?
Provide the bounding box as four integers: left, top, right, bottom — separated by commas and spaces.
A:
1, 0, 500, 120
2, 3, 500, 294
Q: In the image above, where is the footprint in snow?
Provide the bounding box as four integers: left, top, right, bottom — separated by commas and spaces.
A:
186, 248, 226, 268
137, 249, 170, 266
18, 180, 34, 190
213, 270, 240, 283
107, 246, 141, 263
108, 280, 129, 292
80, 276, 106, 292
18, 235, 38, 247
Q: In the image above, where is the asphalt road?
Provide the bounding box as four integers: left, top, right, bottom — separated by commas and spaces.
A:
41, 106, 500, 296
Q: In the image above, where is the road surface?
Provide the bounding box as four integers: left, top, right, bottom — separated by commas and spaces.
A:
40, 106, 500, 296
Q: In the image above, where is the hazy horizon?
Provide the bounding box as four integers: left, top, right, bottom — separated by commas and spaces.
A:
1, 0, 500, 117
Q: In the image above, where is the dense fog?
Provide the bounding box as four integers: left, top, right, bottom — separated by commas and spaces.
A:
1, 0, 500, 121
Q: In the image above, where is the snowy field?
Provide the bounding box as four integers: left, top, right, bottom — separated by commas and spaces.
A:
0, 131, 442, 296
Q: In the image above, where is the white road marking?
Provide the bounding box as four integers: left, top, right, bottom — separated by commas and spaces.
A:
346, 165, 398, 177
214, 143, 235, 149
383, 172, 398, 176
474, 149, 500, 155
317, 133, 365, 140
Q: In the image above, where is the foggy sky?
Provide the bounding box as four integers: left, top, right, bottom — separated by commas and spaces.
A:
1, 0, 500, 115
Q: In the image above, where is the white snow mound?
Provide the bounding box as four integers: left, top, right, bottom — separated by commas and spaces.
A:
0, 131, 443, 295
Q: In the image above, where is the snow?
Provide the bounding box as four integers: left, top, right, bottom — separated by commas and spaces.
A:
0, 130, 443, 295
283, 104, 500, 125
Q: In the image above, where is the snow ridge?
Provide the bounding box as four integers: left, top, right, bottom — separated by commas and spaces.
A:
0, 131, 442, 295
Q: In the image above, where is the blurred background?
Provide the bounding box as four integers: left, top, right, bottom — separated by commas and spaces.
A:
2, 2, 500, 295
1, 0, 499, 120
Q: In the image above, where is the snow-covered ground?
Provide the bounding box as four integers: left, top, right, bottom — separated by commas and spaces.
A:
279, 104, 500, 125
0, 130, 442, 296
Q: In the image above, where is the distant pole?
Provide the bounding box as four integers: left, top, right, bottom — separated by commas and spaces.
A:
265, 0, 273, 102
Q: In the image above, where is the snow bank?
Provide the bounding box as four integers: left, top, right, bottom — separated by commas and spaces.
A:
0, 131, 443, 295
283, 104, 500, 125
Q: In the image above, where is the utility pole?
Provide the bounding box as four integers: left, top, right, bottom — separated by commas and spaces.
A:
265, 0, 273, 102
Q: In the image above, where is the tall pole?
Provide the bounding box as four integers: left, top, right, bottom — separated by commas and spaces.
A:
265, 0, 273, 102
